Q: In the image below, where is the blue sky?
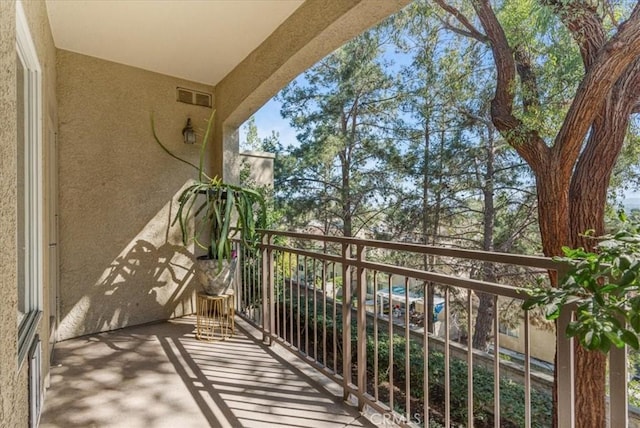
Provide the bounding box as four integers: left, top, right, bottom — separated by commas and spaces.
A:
240, 98, 640, 207
239, 98, 297, 151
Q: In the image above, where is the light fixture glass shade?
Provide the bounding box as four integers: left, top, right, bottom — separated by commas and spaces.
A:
182, 118, 196, 144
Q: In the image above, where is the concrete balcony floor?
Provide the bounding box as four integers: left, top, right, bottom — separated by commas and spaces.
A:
41, 316, 373, 428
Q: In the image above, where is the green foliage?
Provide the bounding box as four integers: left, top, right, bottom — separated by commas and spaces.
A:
173, 178, 265, 260
151, 110, 266, 264
285, 298, 552, 427
523, 213, 640, 352
495, 0, 582, 140
609, 124, 640, 200
370, 334, 551, 427
241, 116, 261, 151
277, 28, 403, 237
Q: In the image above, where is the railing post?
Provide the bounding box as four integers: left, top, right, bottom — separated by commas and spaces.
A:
268, 234, 275, 345
556, 305, 575, 428
609, 334, 628, 428
342, 242, 352, 402
261, 232, 273, 344
234, 241, 242, 314
356, 244, 367, 410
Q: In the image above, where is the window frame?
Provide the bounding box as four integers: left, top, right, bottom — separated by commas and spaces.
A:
498, 322, 520, 338
16, 0, 43, 367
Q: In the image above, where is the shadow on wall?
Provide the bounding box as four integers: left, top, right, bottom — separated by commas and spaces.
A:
60, 190, 198, 339
88, 239, 196, 333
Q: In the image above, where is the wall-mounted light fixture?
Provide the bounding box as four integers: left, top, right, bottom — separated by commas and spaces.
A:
182, 118, 196, 144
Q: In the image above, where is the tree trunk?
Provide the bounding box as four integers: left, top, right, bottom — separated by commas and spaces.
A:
473, 129, 497, 349
566, 66, 638, 427
535, 163, 571, 258
340, 112, 353, 239
427, 125, 446, 334
422, 117, 437, 334
472, 293, 494, 349
528, 155, 571, 428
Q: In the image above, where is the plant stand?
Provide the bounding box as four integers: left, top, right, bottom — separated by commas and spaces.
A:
196, 293, 234, 341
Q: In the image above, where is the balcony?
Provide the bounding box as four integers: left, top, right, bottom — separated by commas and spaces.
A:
42, 231, 633, 427
41, 316, 373, 428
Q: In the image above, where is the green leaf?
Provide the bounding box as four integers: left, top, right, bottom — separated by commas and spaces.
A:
522, 295, 544, 311
598, 284, 617, 293
630, 314, 640, 333
619, 269, 637, 286
619, 210, 628, 223
621, 330, 640, 350
218, 187, 234, 250
617, 254, 633, 270
152, 110, 264, 260
544, 303, 560, 320
584, 331, 594, 347
604, 331, 624, 348
198, 111, 216, 182
582, 331, 602, 351
598, 335, 611, 353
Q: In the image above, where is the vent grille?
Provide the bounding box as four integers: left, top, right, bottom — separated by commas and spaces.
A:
195, 93, 211, 107
177, 88, 193, 104
176, 87, 212, 108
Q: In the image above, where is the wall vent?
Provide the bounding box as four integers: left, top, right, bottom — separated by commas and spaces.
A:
176, 87, 212, 108
29, 336, 42, 428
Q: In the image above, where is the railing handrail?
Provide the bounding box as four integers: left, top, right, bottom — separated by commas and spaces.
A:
259, 228, 562, 271
264, 241, 530, 300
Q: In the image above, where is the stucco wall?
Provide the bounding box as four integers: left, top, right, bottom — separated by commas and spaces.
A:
499, 322, 556, 364
0, 2, 21, 424
0, 0, 57, 426
239, 151, 275, 188
57, 50, 214, 340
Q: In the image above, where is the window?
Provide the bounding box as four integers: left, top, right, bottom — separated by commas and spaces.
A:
499, 322, 520, 338
16, 1, 43, 365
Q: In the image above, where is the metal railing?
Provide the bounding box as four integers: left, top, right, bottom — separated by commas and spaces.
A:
234, 230, 630, 428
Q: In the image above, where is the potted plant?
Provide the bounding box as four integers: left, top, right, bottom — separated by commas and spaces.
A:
152, 110, 266, 295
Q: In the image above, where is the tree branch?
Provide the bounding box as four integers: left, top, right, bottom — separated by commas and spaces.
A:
432, 0, 488, 43
556, 4, 640, 170
542, 0, 606, 68
436, 15, 489, 43
469, 0, 550, 172
514, 46, 541, 113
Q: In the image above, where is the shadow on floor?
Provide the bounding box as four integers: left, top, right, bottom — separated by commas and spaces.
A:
41, 316, 374, 428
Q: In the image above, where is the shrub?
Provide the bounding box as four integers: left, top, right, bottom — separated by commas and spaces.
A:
282, 298, 552, 427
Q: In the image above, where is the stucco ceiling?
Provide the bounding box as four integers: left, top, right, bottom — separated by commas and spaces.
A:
45, 0, 304, 86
